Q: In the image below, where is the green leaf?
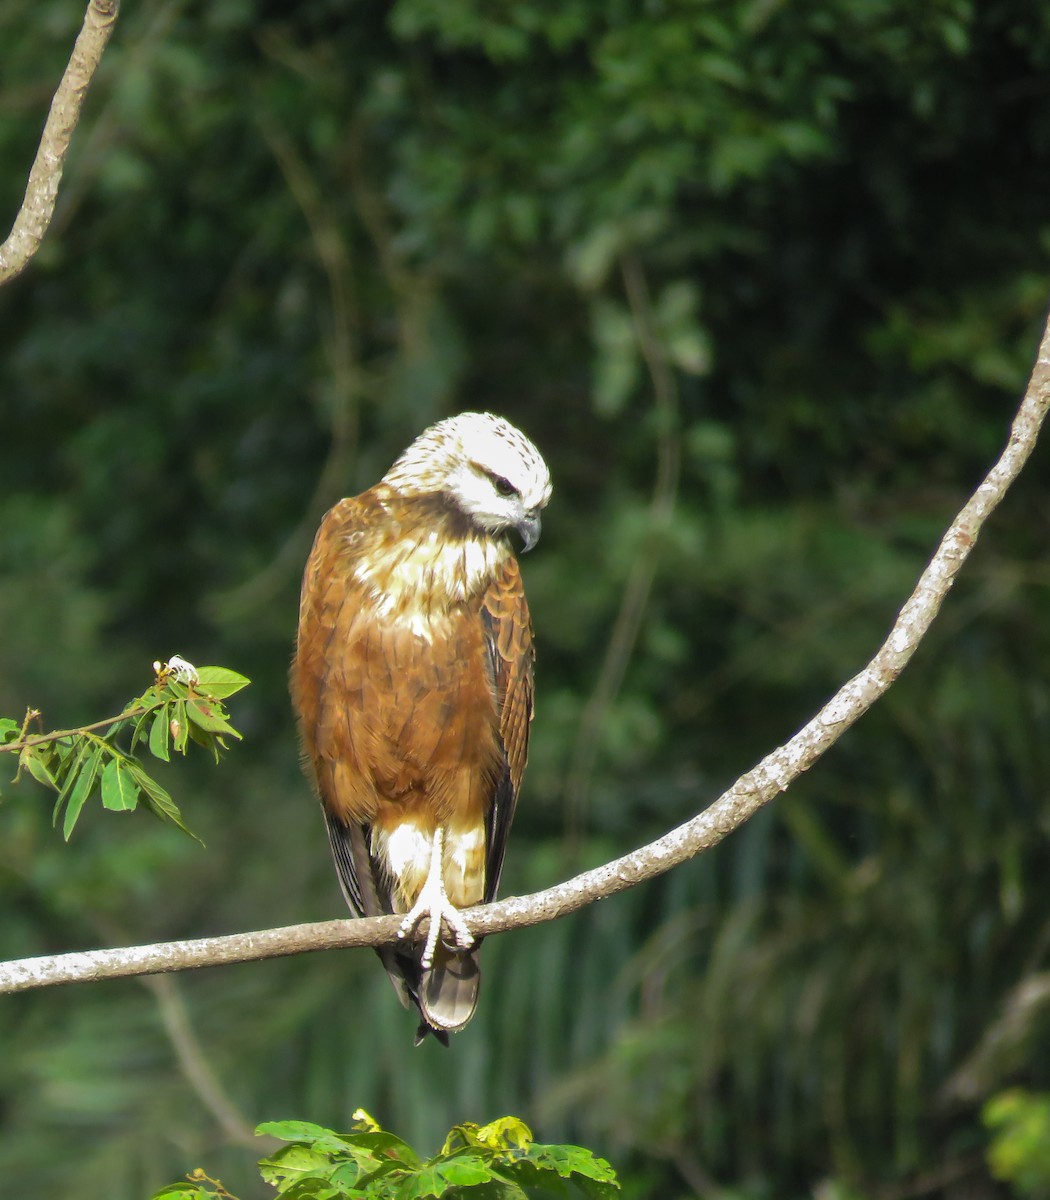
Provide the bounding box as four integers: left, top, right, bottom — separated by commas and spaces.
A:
393, 1158, 496, 1198
0, 717, 20, 744
172, 699, 189, 754
129, 705, 156, 752
257, 1120, 359, 1151
346, 1131, 421, 1167
428, 1157, 493, 1187
527, 1144, 619, 1189
185, 697, 240, 739
51, 735, 78, 764
52, 740, 90, 827
192, 666, 251, 698
257, 1144, 340, 1188
390, 1164, 450, 1199
162, 676, 191, 701
149, 708, 172, 762
185, 717, 216, 756
590, 297, 639, 417
62, 743, 104, 840
127, 764, 201, 843
20, 745, 58, 790
447, 1117, 532, 1154
100, 757, 140, 811
566, 221, 624, 289
331, 1157, 404, 1191
984, 1089, 1050, 1194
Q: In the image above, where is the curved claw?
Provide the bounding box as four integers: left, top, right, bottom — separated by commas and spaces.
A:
397, 828, 475, 967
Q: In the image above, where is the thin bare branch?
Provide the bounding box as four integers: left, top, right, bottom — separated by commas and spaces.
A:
139, 974, 260, 1147
0, 705, 148, 755
1, 314, 1048, 997
207, 112, 361, 621
942, 970, 1050, 1104
563, 252, 682, 848
0, 0, 120, 285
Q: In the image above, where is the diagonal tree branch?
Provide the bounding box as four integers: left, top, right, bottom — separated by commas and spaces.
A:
1, 313, 1048, 997
0, 0, 120, 286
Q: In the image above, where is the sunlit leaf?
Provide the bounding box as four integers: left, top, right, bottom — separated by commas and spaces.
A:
127, 764, 201, 843
52, 740, 90, 828
129, 705, 155, 752
185, 697, 239, 738
20, 745, 58, 790
100, 757, 140, 812
257, 1143, 338, 1188
528, 1143, 619, 1184
62, 743, 104, 840
172, 699, 189, 754
258, 1120, 361, 1151
193, 666, 251, 698
149, 708, 171, 762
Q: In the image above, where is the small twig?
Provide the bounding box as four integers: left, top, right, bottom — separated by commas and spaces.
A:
84, 906, 265, 1149
0, 705, 149, 755
185, 1169, 239, 1200
871, 1152, 986, 1200
207, 112, 361, 620
139, 974, 261, 1147
46, 0, 187, 245
563, 251, 682, 847
0, 0, 120, 285
1, 308, 1048, 998
941, 971, 1050, 1104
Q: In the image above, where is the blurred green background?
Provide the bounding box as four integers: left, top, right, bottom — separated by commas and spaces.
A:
2, 1, 1050, 1196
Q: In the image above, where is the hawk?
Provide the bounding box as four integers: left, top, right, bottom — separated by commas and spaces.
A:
291, 412, 552, 1044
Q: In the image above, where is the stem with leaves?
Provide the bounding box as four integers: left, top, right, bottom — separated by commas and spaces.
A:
0, 662, 249, 841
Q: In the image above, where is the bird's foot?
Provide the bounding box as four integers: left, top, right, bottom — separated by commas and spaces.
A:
397, 829, 475, 968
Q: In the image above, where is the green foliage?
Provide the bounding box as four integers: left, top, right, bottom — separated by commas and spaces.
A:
0, 661, 249, 840
152, 1111, 618, 1199
985, 1090, 1050, 1198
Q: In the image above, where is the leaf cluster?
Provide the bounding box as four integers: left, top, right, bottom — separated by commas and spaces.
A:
984, 1089, 1050, 1198
0, 663, 249, 841
152, 1111, 618, 1200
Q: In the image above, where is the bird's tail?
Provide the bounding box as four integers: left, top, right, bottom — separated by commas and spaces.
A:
414, 942, 481, 1045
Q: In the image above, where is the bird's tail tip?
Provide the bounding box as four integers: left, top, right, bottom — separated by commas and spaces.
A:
416, 944, 480, 1044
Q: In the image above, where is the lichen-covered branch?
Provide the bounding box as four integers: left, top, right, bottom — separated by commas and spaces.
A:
1, 315, 1048, 996
0, 0, 120, 286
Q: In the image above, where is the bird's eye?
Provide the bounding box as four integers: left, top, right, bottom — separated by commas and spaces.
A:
490, 473, 518, 498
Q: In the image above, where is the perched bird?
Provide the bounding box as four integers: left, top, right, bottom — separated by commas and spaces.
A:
291, 412, 551, 1043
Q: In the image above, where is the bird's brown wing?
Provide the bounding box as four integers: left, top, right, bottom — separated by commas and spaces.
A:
292, 496, 362, 781
479, 554, 535, 902
292, 494, 387, 923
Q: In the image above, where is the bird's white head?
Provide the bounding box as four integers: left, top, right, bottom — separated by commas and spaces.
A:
383, 412, 552, 551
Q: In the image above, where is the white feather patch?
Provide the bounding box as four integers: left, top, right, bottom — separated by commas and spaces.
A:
356, 533, 506, 614
377, 823, 431, 884
446, 826, 485, 879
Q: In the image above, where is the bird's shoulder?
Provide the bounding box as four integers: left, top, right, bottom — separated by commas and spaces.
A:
309, 487, 394, 557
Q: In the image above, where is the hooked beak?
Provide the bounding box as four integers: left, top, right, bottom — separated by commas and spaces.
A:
516, 511, 542, 553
